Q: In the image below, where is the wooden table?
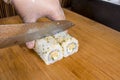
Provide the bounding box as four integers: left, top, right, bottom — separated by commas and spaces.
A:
0, 9, 120, 80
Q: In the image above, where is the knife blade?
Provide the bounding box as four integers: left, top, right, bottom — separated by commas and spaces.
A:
0, 20, 74, 48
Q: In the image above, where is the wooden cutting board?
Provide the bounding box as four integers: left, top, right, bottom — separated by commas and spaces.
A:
0, 9, 120, 80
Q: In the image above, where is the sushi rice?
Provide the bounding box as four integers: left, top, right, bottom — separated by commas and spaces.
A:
54, 31, 79, 57
34, 31, 79, 65
34, 36, 63, 65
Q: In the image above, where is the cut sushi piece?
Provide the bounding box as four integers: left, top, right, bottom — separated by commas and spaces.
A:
34, 36, 63, 65
54, 31, 79, 57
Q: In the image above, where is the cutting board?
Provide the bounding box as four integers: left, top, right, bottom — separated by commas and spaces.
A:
0, 9, 120, 80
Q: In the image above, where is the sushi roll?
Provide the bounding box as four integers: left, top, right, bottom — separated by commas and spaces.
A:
54, 31, 79, 57
34, 36, 63, 65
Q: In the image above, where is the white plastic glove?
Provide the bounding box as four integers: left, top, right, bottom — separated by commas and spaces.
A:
11, 0, 65, 49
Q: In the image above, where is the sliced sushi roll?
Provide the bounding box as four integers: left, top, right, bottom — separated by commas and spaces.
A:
34, 36, 63, 65
54, 31, 79, 57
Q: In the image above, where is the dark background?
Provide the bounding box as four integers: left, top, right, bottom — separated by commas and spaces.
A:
71, 0, 120, 31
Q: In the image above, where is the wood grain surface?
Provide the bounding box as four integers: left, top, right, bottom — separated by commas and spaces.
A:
0, 9, 120, 80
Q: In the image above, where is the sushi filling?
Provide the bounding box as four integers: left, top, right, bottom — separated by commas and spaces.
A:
49, 50, 59, 61
67, 42, 77, 54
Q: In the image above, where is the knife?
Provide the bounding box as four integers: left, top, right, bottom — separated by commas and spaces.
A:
0, 20, 74, 48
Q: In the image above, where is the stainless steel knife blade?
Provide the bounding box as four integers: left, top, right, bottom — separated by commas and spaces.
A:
0, 20, 74, 48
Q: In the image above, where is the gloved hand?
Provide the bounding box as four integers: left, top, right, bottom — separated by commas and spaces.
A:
11, 0, 65, 49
